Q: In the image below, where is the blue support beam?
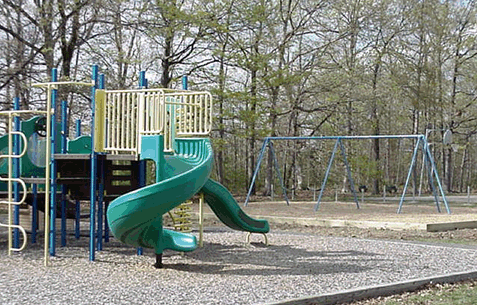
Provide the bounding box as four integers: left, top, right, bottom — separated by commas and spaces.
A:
182, 75, 188, 90
49, 68, 58, 256
424, 147, 441, 213
315, 139, 339, 211
13, 98, 20, 249
269, 141, 289, 205
136, 71, 148, 256
75, 119, 81, 239
397, 137, 422, 214
31, 183, 38, 243
244, 139, 270, 206
97, 156, 105, 251
61, 100, 68, 247
97, 74, 105, 252
89, 65, 99, 261
422, 136, 450, 213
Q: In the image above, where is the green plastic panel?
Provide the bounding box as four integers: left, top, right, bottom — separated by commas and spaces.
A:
67, 135, 92, 154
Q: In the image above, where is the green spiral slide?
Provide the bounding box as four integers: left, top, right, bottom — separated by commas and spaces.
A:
106, 137, 269, 268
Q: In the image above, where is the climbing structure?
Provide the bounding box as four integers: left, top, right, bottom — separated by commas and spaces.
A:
0, 65, 269, 267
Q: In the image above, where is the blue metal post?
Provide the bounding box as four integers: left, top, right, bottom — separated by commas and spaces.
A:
89, 65, 99, 261
60, 100, 68, 246
32, 183, 38, 243
75, 119, 81, 239
423, 142, 441, 212
244, 139, 269, 206
103, 84, 110, 243
50, 68, 58, 256
140, 71, 146, 88
75, 120, 81, 136
136, 160, 145, 257
182, 75, 188, 90
422, 136, 450, 213
97, 74, 105, 251
99, 74, 105, 89
13, 98, 20, 249
315, 139, 339, 211
61, 101, 68, 152
268, 141, 289, 205
97, 156, 104, 251
136, 71, 148, 256
397, 137, 422, 214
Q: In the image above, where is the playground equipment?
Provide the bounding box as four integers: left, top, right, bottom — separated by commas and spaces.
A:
0, 66, 269, 267
246, 135, 450, 214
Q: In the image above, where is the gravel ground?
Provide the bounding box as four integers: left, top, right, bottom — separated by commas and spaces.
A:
1, 227, 477, 305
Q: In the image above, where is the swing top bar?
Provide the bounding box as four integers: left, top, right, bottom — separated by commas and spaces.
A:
264, 135, 425, 141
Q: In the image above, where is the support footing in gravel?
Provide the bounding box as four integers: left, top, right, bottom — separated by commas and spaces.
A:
154, 253, 163, 269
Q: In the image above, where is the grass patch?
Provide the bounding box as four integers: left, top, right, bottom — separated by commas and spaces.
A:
357, 281, 477, 304
411, 237, 477, 246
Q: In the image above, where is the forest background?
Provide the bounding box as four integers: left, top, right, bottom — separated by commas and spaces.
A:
1, 0, 477, 197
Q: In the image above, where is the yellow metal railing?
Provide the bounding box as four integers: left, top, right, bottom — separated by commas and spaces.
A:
97, 89, 212, 154
164, 91, 213, 152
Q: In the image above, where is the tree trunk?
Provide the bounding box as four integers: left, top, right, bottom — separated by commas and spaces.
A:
459, 145, 467, 193
215, 37, 229, 185
247, 38, 260, 195
39, 0, 55, 77
161, 31, 173, 88
371, 56, 381, 194
445, 146, 453, 193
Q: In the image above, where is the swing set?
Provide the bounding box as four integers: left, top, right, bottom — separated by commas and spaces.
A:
245, 135, 450, 214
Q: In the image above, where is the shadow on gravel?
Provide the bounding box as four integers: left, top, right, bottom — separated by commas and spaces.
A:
165, 242, 382, 276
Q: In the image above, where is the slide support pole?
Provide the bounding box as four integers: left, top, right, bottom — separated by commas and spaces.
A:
32, 182, 38, 243
75, 119, 81, 239
61, 100, 68, 247
89, 65, 99, 261
137, 70, 147, 256
49, 68, 58, 256
96, 74, 105, 251
13, 98, 20, 249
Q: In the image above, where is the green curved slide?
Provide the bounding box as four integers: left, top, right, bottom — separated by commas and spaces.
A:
202, 179, 269, 233
107, 137, 269, 267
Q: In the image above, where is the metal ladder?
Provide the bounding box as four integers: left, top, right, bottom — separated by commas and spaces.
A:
0, 112, 30, 254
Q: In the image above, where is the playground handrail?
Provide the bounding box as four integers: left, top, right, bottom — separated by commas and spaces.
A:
97, 88, 212, 154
